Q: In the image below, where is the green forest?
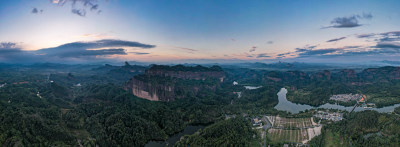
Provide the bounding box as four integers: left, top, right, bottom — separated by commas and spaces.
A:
309, 111, 400, 147
1, 64, 400, 146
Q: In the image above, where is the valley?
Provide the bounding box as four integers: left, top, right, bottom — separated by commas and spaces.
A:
2, 1, 400, 146
0, 63, 400, 146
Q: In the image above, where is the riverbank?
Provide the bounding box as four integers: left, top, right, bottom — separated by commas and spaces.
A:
275, 88, 400, 114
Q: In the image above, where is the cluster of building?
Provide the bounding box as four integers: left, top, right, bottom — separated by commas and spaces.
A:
329, 93, 363, 102
37, 92, 42, 99
0, 83, 6, 88
233, 81, 238, 85
244, 86, 262, 90
233, 92, 242, 98
314, 111, 343, 122
251, 117, 263, 129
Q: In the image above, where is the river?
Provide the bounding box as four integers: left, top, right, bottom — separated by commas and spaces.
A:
145, 125, 205, 147
274, 88, 400, 114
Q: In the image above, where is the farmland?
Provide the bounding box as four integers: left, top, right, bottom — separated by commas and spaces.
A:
268, 128, 309, 143
266, 116, 321, 144
272, 116, 316, 128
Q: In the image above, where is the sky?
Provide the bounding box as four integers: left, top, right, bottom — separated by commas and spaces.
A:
0, 0, 400, 64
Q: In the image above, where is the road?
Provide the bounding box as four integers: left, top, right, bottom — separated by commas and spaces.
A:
262, 116, 272, 147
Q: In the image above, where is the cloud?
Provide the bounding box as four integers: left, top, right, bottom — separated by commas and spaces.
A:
297, 48, 342, 57
0, 42, 23, 54
51, 0, 102, 16
256, 53, 270, 58
130, 52, 150, 55
380, 31, 400, 36
295, 45, 317, 52
0, 42, 41, 63
357, 33, 376, 38
292, 40, 400, 60
90, 4, 98, 11
56, 48, 127, 57
36, 39, 155, 58
31, 8, 43, 14
0, 42, 17, 48
277, 52, 290, 57
176, 47, 197, 52
31, 8, 38, 13
72, 9, 86, 16
0, 40, 156, 63
249, 46, 256, 52
356, 31, 400, 39
376, 42, 400, 49
323, 13, 373, 29
326, 37, 346, 42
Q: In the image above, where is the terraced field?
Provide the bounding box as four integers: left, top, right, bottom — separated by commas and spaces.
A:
268, 128, 309, 143
273, 117, 315, 128
266, 116, 321, 144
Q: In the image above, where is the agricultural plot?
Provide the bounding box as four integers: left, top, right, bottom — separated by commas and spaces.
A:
273, 116, 314, 128
268, 128, 309, 143
267, 116, 321, 144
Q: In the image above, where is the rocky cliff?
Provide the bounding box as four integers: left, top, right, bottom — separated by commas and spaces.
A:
124, 65, 225, 101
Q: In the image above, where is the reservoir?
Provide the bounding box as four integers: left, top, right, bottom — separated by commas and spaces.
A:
275, 88, 400, 114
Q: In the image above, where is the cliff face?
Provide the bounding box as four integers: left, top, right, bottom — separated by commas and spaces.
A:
360, 66, 400, 81
124, 65, 225, 101
311, 70, 331, 80
125, 78, 176, 101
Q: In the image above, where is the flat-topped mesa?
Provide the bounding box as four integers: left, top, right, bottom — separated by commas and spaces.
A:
145, 65, 225, 82
124, 65, 225, 101
360, 66, 400, 80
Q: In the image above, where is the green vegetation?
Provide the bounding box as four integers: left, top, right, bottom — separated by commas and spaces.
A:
174, 117, 257, 146
279, 67, 400, 107
286, 81, 355, 106
309, 111, 400, 147
149, 64, 223, 72
1, 63, 400, 146
0, 64, 282, 146
395, 106, 400, 114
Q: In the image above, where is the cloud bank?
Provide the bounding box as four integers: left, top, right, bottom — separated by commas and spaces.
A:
0, 39, 155, 63
51, 0, 102, 17
323, 13, 372, 29
249, 46, 257, 52
326, 37, 346, 42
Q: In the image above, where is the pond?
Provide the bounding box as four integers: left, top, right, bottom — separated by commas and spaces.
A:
274, 88, 400, 114
145, 125, 205, 147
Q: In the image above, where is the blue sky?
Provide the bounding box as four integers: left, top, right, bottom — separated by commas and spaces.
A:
0, 0, 400, 64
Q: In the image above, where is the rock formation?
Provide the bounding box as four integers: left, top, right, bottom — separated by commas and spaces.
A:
124, 65, 225, 101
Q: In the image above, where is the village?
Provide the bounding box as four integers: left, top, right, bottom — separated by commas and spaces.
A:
329, 93, 364, 102
313, 111, 343, 122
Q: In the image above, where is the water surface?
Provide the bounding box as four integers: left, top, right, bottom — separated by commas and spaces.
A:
274, 88, 400, 114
